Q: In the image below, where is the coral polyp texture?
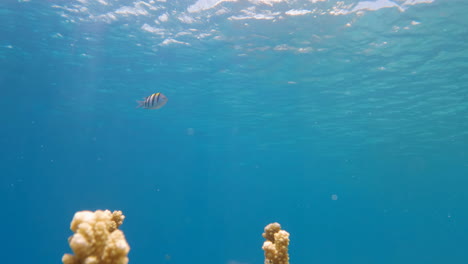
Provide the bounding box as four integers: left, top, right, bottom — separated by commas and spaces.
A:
62, 210, 130, 264
262, 222, 290, 264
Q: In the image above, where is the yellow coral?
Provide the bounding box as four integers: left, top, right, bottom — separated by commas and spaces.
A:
262, 223, 290, 264
62, 210, 130, 264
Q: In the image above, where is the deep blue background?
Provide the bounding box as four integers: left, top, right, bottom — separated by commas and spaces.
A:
1, 1, 468, 264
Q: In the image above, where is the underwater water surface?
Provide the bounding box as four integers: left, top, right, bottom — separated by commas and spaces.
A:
1, 0, 468, 264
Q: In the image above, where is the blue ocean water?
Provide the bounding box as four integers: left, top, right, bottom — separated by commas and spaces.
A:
1, 0, 468, 263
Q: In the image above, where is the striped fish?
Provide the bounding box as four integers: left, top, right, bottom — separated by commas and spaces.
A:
136, 93, 168, 109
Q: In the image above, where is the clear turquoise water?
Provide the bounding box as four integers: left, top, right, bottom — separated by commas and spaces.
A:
1, 0, 468, 263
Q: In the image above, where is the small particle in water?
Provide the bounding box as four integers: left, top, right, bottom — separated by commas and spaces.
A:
187, 128, 195, 136
52, 33, 63, 39
331, 194, 338, 200
287, 81, 297, 84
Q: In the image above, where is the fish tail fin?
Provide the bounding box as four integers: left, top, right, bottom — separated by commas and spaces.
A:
136, 100, 144, 108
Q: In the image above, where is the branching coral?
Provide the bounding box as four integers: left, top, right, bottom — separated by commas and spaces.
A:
262, 223, 290, 264
62, 210, 130, 264
61, 211, 290, 264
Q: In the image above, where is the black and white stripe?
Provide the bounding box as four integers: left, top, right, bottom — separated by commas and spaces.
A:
145, 93, 160, 108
